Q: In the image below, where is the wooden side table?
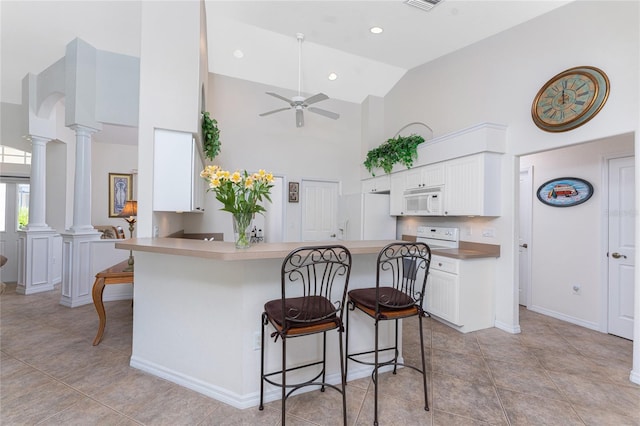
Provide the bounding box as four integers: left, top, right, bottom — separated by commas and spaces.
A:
92, 260, 134, 346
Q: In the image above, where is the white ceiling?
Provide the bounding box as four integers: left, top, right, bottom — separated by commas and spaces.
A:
1, 0, 572, 144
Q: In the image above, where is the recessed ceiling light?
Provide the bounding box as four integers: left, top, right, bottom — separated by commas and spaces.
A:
233, 49, 244, 59
328, 72, 338, 81
370, 26, 383, 34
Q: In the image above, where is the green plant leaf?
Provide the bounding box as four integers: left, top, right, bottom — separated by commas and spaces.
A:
364, 134, 425, 176
202, 111, 221, 161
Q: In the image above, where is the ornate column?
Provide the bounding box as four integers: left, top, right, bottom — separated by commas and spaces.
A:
16, 136, 60, 295
60, 125, 101, 307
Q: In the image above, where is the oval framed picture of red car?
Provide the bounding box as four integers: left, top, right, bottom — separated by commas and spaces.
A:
536, 177, 593, 207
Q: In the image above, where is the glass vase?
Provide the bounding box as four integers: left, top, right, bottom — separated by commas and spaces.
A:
232, 212, 253, 249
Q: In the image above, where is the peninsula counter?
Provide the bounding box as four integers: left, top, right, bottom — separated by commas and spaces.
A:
116, 238, 403, 409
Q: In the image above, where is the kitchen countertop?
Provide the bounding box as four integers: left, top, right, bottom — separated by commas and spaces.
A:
432, 241, 500, 259
116, 237, 401, 261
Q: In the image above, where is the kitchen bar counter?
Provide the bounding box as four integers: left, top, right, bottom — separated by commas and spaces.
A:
115, 238, 405, 410
115, 237, 399, 261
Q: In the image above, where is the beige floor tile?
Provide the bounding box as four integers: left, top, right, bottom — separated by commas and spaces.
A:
432, 409, 494, 425
285, 381, 365, 425
356, 388, 432, 426
486, 358, 565, 400
431, 372, 507, 425
36, 398, 138, 426
496, 387, 583, 425
548, 371, 640, 420
199, 402, 282, 426
431, 348, 493, 386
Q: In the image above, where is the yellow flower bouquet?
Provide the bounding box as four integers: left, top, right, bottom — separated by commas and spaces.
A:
200, 165, 274, 248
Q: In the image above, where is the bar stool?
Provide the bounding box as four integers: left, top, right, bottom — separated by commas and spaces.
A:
259, 245, 352, 425
346, 242, 431, 426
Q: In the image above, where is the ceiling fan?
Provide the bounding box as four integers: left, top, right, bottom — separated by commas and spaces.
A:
259, 33, 340, 128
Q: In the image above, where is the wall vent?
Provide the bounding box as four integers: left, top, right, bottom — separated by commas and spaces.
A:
405, 0, 442, 12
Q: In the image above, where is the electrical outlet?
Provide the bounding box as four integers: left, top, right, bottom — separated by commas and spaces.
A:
572, 285, 581, 295
482, 228, 495, 238
253, 331, 261, 350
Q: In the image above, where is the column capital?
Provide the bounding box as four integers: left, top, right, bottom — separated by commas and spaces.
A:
69, 124, 100, 136
26, 135, 52, 147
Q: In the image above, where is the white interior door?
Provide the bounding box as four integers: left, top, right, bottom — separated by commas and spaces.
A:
301, 180, 338, 241
519, 166, 532, 306
608, 156, 635, 340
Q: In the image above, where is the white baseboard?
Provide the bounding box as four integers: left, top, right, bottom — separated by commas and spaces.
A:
494, 319, 521, 334
630, 369, 640, 385
130, 354, 403, 409
527, 305, 600, 331
102, 283, 133, 302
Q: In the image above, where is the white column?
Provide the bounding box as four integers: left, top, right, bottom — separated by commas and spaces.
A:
69, 125, 96, 233
16, 135, 59, 295
26, 136, 52, 230
60, 125, 101, 307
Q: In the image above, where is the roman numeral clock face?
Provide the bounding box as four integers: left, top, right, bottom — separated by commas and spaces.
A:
532, 66, 610, 132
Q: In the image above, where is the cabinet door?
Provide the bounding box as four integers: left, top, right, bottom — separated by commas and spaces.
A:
426, 270, 461, 325
389, 173, 406, 216
443, 153, 501, 216
422, 163, 445, 187
362, 175, 390, 193
404, 167, 424, 189
154, 129, 195, 212
444, 155, 481, 215
191, 146, 205, 212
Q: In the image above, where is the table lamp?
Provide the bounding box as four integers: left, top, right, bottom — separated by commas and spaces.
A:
119, 200, 137, 272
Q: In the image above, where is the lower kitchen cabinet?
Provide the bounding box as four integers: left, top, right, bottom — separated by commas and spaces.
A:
425, 255, 495, 333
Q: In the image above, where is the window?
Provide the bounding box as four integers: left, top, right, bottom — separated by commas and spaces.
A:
0, 146, 31, 165
0, 183, 5, 232
17, 184, 29, 229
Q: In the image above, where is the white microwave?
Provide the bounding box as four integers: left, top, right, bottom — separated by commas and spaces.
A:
404, 186, 443, 216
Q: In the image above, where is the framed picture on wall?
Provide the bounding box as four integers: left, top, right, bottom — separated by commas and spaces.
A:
289, 182, 299, 203
109, 173, 133, 217
536, 177, 593, 207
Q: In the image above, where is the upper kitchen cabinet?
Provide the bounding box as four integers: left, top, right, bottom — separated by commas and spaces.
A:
153, 128, 205, 212
443, 153, 501, 216
362, 175, 391, 193
404, 163, 445, 190
389, 173, 406, 216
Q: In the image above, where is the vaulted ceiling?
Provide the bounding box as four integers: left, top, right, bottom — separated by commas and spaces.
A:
1, 0, 572, 145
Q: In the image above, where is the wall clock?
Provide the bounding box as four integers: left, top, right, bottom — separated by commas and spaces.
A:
531, 66, 610, 132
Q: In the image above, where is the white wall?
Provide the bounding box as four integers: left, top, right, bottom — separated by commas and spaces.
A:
91, 140, 138, 228
184, 73, 362, 242
520, 134, 634, 327
384, 1, 639, 332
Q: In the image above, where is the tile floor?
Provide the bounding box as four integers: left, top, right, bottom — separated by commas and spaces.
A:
1, 282, 639, 425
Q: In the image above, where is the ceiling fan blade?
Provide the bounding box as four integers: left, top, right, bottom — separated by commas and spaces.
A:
265, 92, 293, 104
296, 109, 304, 127
308, 107, 340, 120
259, 107, 291, 117
304, 93, 329, 105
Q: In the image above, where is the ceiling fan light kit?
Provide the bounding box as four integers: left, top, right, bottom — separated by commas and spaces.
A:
259, 33, 340, 128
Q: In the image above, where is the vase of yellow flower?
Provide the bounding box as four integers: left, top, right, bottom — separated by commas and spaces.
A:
200, 165, 274, 249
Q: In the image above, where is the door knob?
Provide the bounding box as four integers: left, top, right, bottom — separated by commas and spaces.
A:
611, 252, 627, 259
519, 243, 528, 248
330, 234, 336, 238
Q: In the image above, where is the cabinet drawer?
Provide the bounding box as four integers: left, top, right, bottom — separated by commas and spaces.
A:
430, 255, 459, 274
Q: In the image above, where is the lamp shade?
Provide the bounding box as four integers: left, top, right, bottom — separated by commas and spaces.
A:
119, 200, 137, 217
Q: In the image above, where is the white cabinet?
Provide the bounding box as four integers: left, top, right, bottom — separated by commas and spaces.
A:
404, 163, 444, 190
362, 175, 390, 193
443, 153, 501, 216
389, 173, 406, 216
425, 255, 495, 333
153, 128, 205, 212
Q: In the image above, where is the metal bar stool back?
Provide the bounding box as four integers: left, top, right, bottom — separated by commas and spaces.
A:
346, 242, 431, 426
259, 245, 352, 425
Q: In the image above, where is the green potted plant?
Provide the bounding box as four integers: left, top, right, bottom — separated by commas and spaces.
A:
201, 111, 221, 161
364, 134, 425, 176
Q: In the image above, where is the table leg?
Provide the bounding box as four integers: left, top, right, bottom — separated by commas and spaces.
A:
92, 276, 107, 346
